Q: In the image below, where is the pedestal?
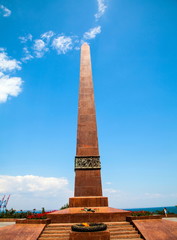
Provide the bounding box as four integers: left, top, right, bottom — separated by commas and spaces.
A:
69, 196, 108, 207
47, 207, 131, 223
69, 230, 110, 240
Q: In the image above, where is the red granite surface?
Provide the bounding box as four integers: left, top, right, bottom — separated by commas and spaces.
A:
16, 218, 51, 224
74, 169, 102, 196
133, 219, 177, 240
74, 43, 103, 197
76, 43, 99, 157
69, 196, 108, 207
0, 224, 45, 240
47, 207, 130, 223
69, 230, 110, 240
0, 219, 17, 222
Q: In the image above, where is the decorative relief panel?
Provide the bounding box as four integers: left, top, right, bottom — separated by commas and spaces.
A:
75, 156, 101, 169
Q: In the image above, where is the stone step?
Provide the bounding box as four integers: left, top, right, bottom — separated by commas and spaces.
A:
39, 222, 142, 240
106, 222, 130, 225
47, 225, 71, 227
48, 223, 73, 226
39, 237, 69, 239
46, 226, 71, 228
108, 227, 134, 231
39, 223, 70, 240
110, 230, 138, 235
110, 233, 140, 239
45, 228, 70, 231
41, 233, 69, 237
108, 223, 131, 225
43, 230, 70, 234
111, 239, 142, 240
47, 224, 72, 228
45, 226, 71, 229
45, 226, 70, 229
108, 225, 131, 228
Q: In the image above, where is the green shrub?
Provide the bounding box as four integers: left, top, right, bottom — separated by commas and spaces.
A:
131, 211, 153, 216
155, 210, 175, 215
60, 203, 69, 210
0, 209, 32, 218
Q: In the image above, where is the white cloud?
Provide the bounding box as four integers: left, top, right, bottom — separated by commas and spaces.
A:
0, 73, 22, 103
18, 0, 109, 61
104, 188, 120, 194
18, 0, 108, 60
41, 31, 55, 41
21, 47, 34, 62
105, 182, 112, 185
102, 187, 175, 209
19, 33, 74, 59
0, 51, 21, 72
33, 39, 46, 51
20, 32, 55, 61
0, 5, 11, 17
83, 26, 101, 39
33, 39, 48, 58
19, 34, 33, 43
1, 2, 106, 103
0, 50, 22, 103
0, 175, 68, 193
0, 175, 72, 209
144, 193, 162, 199
95, 0, 107, 20
52, 36, 73, 54
75, 46, 80, 51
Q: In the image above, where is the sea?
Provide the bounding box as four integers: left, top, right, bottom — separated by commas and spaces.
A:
125, 206, 177, 214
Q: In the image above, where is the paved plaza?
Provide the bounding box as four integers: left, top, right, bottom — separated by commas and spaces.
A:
0, 222, 15, 228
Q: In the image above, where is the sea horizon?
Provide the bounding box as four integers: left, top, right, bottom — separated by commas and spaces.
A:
125, 206, 177, 214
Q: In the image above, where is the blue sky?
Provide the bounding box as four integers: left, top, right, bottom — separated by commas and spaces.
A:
0, 0, 177, 210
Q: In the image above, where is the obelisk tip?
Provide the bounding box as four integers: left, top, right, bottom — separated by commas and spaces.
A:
81, 42, 90, 48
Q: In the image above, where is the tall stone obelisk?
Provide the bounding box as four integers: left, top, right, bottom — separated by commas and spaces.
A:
69, 43, 108, 207
48, 43, 130, 222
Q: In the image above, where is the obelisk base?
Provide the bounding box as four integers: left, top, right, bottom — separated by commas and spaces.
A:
47, 207, 131, 223
69, 196, 108, 208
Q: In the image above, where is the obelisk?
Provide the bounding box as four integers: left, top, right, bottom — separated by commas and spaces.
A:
69, 43, 108, 207
48, 43, 130, 222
